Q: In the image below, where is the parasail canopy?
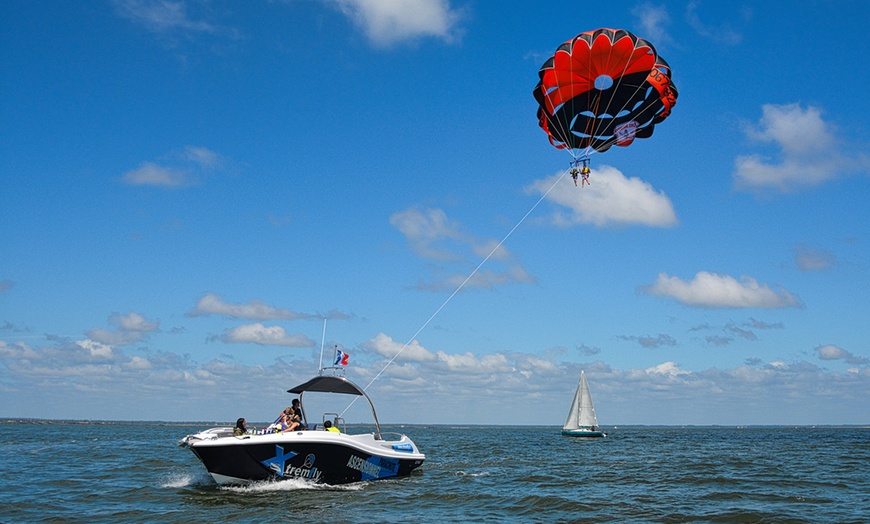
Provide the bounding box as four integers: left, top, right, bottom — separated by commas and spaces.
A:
533, 28, 678, 158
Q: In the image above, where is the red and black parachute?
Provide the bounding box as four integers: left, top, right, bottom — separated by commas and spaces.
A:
533, 28, 677, 157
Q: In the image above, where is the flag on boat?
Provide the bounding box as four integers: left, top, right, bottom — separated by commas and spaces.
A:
334, 350, 349, 366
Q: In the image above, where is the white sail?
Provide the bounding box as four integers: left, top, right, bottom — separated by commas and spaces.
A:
563, 370, 600, 431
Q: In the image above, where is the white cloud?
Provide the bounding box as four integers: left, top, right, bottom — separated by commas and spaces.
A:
330, 0, 463, 47
640, 271, 802, 309
646, 361, 688, 376
109, 312, 159, 332
218, 323, 316, 347
76, 339, 115, 359
815, 344, 868, 365
365, 332, 512, 375
390, 207, 535, 291
86, 311, 160, 346
3, 334, 869, 424
193, 294, 296, 320
526, 166, 678, 228
126, 355, 153, 370
734, 103, 870, 191
188, 293, 350, 322
366, 332, 437, 363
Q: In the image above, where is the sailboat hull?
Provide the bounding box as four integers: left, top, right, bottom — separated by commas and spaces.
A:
561, 429, 605, 438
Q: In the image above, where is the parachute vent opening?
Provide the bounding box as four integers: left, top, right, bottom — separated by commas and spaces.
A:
594, 75, 613, 90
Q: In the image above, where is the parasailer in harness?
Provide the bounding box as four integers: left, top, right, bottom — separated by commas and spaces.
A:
570, 159, 591, 187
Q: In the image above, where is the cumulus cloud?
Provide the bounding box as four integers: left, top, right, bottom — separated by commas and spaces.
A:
365, 332, 513, 375
3, 333, 870, 424
76, 339, 115, 359
216, 323, 316, 347
526, 165, 678, 228
390, 207, 535, 291
645, 361, 689, 376
734, 104, 870, 192
366, 332, 438, 363
86, 311, 160, 347
815, 344, 868, 366
109, 312, 159, 332
330, 0, 464, 47
188, 293, 349, 321
640, 271, 802, 309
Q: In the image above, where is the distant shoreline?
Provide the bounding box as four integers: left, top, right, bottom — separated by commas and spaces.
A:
1, 418, 867, 429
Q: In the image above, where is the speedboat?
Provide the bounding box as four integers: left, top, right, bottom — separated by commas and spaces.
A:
179, 373, 425, 485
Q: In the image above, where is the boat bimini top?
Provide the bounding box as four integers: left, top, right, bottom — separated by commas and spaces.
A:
288, 375, 383, 439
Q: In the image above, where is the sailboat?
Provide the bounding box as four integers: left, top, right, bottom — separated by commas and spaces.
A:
562, 370, 606, 438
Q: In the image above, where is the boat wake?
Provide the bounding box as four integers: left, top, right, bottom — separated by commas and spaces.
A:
159, 471, 209, 489
220, 478, 363, 493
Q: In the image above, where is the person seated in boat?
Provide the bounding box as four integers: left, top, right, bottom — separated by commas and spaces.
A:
233, 418, 247, 436
323, 420, 340, 433
279, 407, 301, 432
290, 398, 305, 429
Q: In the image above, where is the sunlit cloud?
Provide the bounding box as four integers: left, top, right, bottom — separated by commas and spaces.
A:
645, 361, 689, 376
86, 311, 160, 346
640, 271, 802, 309
2, 335, 869, 424
815, 344, 868, 366
109, 312, 159, 332
734, 103, 870, 192
329, 0, 465, 47
215, 323, 316, 347
188, 293, 348, 321
526, 165, 678, 228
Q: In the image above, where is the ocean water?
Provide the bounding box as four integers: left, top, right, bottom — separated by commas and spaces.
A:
1, 423, 868, 523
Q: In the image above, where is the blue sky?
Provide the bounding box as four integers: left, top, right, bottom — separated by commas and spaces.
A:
2, 0, 868, 426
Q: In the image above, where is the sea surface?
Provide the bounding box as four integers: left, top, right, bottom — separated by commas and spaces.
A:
1, 423, 868, 523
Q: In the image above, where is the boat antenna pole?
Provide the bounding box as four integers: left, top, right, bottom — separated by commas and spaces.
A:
318, 318, 327, 375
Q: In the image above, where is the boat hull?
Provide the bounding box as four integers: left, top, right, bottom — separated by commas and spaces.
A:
185, 430, 425, 485
561, 429, 606, 438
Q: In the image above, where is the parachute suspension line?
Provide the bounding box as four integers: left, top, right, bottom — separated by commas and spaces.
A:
339, 169, 572, 417
590, 35, 649, 149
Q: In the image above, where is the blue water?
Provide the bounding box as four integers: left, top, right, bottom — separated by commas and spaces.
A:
1, 423, 868, 522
